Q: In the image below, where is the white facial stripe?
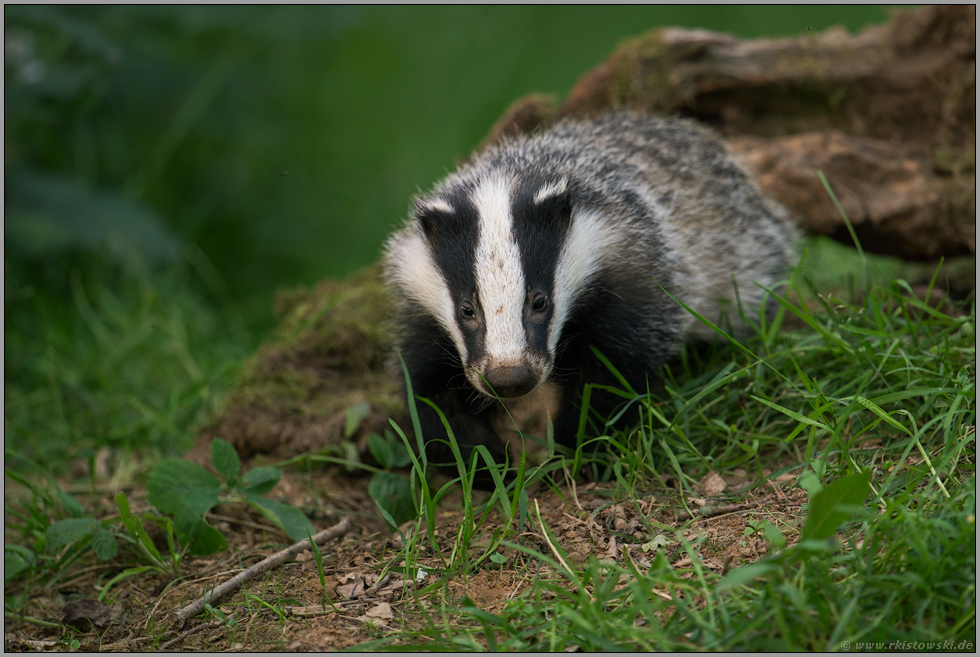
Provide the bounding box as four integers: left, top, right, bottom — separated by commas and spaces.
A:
386, 226, 468, 363
532, 178, 568, 205
549, 208, 619, 353
472, 175, 527, 363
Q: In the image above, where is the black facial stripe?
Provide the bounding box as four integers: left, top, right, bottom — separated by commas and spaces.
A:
417, 188, 479, 299
416, 188, 486, 365
511, 178, 571, 293
512, 177, 572, 358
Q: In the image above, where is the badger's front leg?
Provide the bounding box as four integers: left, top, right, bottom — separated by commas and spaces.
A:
396, 316, 510, 485
550, 308, 676, 451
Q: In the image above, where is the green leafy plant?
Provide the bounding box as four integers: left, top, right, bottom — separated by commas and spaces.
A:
4, 457, 196, 611
146, 439, 313, 555
366, 430, 417, 529
4, 462, 121, 611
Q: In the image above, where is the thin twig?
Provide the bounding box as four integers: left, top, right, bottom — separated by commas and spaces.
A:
564, 468, 584, 511
534, 499, 594, 603
205, 512, 283, 533
674, 501, 763, 521
354, 572, 392, 599
239, 609, 257, 648
160, 616, 229, 650
282, 598, 378, 618
173, 516, 353, 626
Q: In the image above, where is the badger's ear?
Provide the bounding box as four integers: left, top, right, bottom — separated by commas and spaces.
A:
414, 196, 471, 243
528, 178, 572, 230
413, 197, 449, 237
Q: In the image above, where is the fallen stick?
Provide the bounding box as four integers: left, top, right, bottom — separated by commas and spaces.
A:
161, 616, 230, 650
352, 572, 392, 600
282, 598, 377, 618
674, 501, 763, 522
173, 516, 353, 626
534, 499, 594, 603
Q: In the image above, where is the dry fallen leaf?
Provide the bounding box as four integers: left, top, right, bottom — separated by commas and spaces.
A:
365, 602, 393, 620
604, 536, 618, 560
611, 504, 628, 531
702, 471, 727, 497
337, 574, 365, 599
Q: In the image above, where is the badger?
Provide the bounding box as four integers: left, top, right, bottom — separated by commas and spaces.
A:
383, 112, 796, 480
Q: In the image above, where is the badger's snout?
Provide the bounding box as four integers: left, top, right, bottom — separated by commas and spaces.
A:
485, 365, 537, 398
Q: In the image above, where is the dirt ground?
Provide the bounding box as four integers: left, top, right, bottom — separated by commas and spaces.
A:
4, 460, 807, 652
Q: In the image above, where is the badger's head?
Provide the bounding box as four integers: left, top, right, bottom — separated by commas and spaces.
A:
385, 170, 616, 400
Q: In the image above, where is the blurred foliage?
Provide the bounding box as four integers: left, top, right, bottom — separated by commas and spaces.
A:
5, 5, 892, 301
4, 247, 250, 467
4, 6, 892, 470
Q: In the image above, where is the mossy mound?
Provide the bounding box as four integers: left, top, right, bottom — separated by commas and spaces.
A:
194, 266, 405, 465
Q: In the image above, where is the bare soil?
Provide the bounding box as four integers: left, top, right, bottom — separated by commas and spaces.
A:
4, 461, 809, 652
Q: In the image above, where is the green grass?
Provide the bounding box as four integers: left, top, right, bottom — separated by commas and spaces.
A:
3, 246, 973, 651
371, 253, 976, 651
4, 247, 254, 472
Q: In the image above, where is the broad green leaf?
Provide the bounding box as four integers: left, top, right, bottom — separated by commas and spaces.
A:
147, 459, 220, 516
174, 508, 227, 556
210, 439, 241, 481
367, 432, 411, 469
5, 545, 35, 583
344, 401, 372, 438
368, 471, 417, 529
389, 436, 412, 469
173, 507, 204, 544
373, 498, 401, 531
91, 527, 118, 561
57, 490, 86, 518
801, 471, 873, 541
368, 432, 394, 469
798, 471, 822, 497
241, 466, 281, 495
245, 495, 314, 542
46, 517, 98, 552
188, 523, 227, 556
762, 523, 786, 549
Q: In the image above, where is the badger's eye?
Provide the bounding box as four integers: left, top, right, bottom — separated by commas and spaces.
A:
459, 303, 476, 319
530, 295, 549, 313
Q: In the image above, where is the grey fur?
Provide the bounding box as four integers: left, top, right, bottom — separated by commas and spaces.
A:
382, 111, 797, 475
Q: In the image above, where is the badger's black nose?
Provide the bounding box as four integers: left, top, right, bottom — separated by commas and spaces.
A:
485, 366, 537, 398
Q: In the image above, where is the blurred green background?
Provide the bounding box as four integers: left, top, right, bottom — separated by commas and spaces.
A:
5, 6, 893, 469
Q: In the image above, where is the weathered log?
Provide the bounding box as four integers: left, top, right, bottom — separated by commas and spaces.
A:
483, 5, 976, 262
